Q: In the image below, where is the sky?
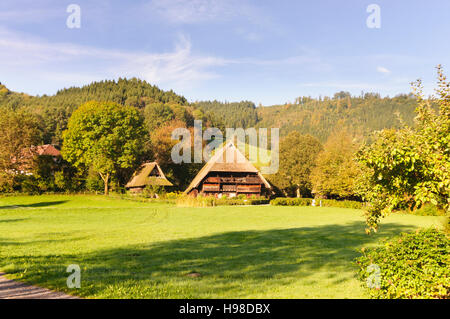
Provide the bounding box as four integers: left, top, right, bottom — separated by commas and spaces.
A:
0, 0, 449, 105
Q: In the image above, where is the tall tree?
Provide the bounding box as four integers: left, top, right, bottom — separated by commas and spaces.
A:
268, 132, 323, 197
0, 109, 42, 190
310, 129, 361, 199
356, 65, 450, 232
62, 101, 147, 195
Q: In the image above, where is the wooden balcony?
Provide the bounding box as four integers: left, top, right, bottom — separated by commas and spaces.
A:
236, 184, 261, 193
205, 176, 262, 184
202, 184, 220, 192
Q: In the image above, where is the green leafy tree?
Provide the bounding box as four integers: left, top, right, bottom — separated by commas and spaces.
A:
62, 101, 147, 195
268, 132, 323, 197
356, 65, 450, 232
311, 129, 361, 199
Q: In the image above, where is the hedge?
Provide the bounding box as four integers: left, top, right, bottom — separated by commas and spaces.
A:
320, 199, 365, 209
176, 196, 269, 207
270, 197, 364, 209
397, 204, 447, 216
270, 198, 312, 206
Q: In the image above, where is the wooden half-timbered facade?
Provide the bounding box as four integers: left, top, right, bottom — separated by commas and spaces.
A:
185, 142, 271, 198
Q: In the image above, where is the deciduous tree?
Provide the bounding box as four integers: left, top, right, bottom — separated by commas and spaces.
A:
268, 132, 322, 197
356, 65, 449, 232
0, 109, 42, 190
311, 129, 361, 199
62, 101, 147, 195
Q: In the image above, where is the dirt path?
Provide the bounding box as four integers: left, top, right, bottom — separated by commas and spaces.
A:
0, 273, 79, 299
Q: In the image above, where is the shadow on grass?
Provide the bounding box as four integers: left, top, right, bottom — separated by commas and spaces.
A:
0, 221, 416, 298
0, 201, 68, 210
0, 218, 28, 223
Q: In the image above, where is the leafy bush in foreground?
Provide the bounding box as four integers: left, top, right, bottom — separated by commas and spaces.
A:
356, 228, 449, 299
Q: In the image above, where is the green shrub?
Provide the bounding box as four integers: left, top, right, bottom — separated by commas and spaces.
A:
142, 185, 166, 198
397, 204, 446, 216
270, 197, 364, 209
176, 195, 269, 207
0, 172, 14, 193
165, 192, 181, 200
86, 171, 103, 192
20, 176, 42, 195
270, 198, 313, 206
356, 228, 449, 299
320, 199, 364, 209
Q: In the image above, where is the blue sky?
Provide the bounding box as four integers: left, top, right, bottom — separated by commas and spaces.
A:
1, 0, 449, 105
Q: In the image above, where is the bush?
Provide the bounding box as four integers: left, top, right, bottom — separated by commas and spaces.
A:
356, 228, 449, 299
165, 192, 181, 200
0, 172, 14, 193
142, 185, 166, 198
270, 197, 364, 209
176, 195, 269, 207
270, 197, 312, 206
17, 175, 41, 194
397, 204, 446, 216
86, 171, 103, 192
320, 199, 364, 209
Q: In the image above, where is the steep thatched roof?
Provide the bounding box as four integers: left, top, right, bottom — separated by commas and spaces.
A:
126, 162, 173, 188
184, 142, 271, 194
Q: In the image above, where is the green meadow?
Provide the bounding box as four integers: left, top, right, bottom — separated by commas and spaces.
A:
0, 195, 444, 298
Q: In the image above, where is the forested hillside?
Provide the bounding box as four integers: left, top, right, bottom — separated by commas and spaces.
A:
1, 80, 424, 146
194, 92, 422, 143
194, 100, 259, 129
257, 92, 419, 142
0, 79, 189, 144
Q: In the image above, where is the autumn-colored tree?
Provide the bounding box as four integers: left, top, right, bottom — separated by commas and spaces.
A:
150, 119, 188, 165
310, 129, 361, 199
62, 101, 146, 195
0, 109, 42, 191
268, 132, 323, 197
149, 119, 203, 189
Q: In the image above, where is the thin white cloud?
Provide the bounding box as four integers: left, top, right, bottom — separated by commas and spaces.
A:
0, 0, 62, 22
377, 66, 391, 74
0, 26, 329, 93
0, 28, 228, 90
147, 0, 264, 25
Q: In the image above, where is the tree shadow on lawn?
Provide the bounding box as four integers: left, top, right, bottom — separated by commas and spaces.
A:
0, 201, 68, 210
2, 221, 416, 298
0, 218, 28, 223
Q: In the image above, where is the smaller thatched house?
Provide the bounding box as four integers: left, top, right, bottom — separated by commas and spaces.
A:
126, 162, 173, 193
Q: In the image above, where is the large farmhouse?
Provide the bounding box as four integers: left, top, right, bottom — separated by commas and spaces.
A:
184, 142, 271, 198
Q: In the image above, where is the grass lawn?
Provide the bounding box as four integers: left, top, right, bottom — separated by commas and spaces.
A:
0, 195, 445, 298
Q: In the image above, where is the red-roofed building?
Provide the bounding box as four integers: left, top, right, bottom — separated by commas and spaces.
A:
12, 144, 62, 175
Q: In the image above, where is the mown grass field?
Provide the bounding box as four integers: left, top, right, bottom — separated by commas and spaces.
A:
0, 195, 444, 298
